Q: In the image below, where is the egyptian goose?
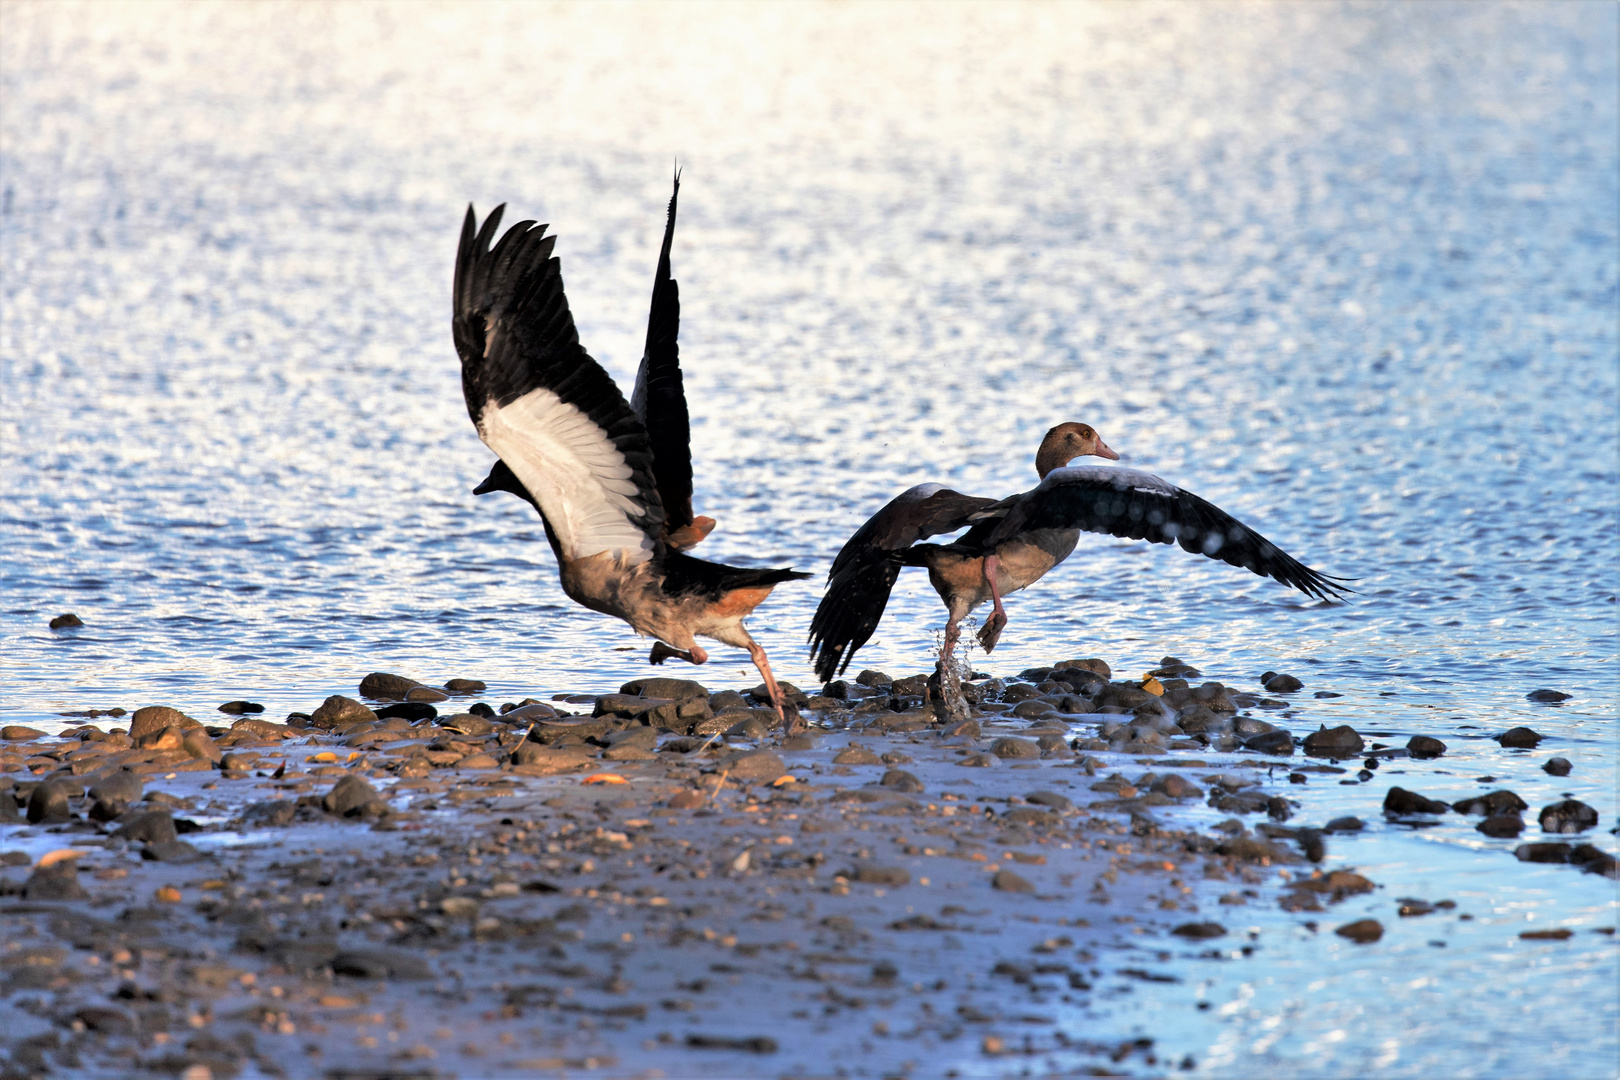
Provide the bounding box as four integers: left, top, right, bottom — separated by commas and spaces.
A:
454, 174, 810, 719
808, 422, 1349, 688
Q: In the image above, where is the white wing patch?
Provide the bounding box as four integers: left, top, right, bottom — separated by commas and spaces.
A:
479, 388, 655, 562
1043, 464, 1179, 496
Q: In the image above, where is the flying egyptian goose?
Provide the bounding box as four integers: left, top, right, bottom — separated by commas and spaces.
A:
454, 174, 810, 719
808, 422, 1350, 686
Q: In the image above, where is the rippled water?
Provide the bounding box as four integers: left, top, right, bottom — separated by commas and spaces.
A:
2, 2, 1616, 1075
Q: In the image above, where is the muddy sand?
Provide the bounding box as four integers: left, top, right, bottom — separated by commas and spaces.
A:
2, 658, 1611, 1079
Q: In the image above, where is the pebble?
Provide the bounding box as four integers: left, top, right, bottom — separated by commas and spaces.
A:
1406, 735, 1446, 759
1382, 787, 1451, 815
405, 685, 450, 703
1541, 757, 1572, 777
1026, 790, 1074, 812
23, 863, 86, 901
444, 678, 487, 694
1334, 919, 1384, 944
991, 869, 1035, 893
1515, 842, 1571, 863
88, 773, 142, 821
323, 775, 384, 817
310, 695, 376, 728
216, 701, 264, 715
331, 948, 432, 980
1152, 775, 1204, 799
1494, 727, 1543, 748
880, 769, 924, 793
1260, 671, 1303, 693
26, 780, 75, 824
1, 725, 46, 740
49, 613, 84, 629
1524, 689, 1571, 703
141, 840, 202, 863
720, 749, 787, 782
989, 737, 1039, 760
1451, 790, 1527, 816
1244, 730, 1294, 756
358, 672, 421, 699
1519, 928, 1574, 940
853, 864, 910, 886
1171, 921, 1227, 939
116, 808, 179, 844
129, 706, 199, 738
1477, 815, 1524, 838
1538, 800, 1598, 834
833, 745, 882, 766
1302, 725, 1364, 758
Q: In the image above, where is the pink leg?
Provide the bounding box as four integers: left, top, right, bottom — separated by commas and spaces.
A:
745, 640, 793, 730
934, 615, 969, 724
650, 641, 709, 666
976, 553, 1008, 652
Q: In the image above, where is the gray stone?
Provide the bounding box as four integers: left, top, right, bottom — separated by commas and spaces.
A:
720, 749, 787, 782
48, 613, 84, 630
620, 677, 709, 701
1542, 757, 1572, 777
358, 672, 422, 699
1260, 671, 1303, 693
140, 840, 202, 863
1515, 842, 1571, 864
23, 864, 85, 901
128, 706, 200, 739
991, 869, 1035, 893
88, 772, 142, 821
852, 864, 910, 886
115, 808, 179, 845
323, 775, 383, 817
989, 737, 1039, 760
1477, 815, 1524, 837
1495, 726, 1543, 748
1539, 799, 1598, 834
833, 744, 882, 766
310, 696, 377, 728
1407, 735, 1446, 759
1383, 787, 1450, 815
1451, 790, 1527, 816
1026, 790, 1073, 812
331, 948, 431, 980
27, 781, 76, 824
1525, 689, 1571, 703
1171, 921, 1227, 940
444, 678, 487, 694
1303, 725, 1364, 757
1244, 730, 1294, 756
880, 769, 923, 793
1334, 919, 1383, 944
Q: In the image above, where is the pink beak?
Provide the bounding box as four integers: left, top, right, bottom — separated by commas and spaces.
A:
1094, 438, 1120, 461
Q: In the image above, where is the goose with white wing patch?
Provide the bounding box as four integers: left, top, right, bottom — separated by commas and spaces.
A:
809, 422, 1350, 698
455, 174, 810, 721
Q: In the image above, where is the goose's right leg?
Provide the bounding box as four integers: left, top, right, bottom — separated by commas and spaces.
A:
650, 641, 709, 665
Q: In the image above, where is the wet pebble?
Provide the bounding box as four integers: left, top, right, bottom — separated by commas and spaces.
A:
358, 672, 421, 699
1515, 842, 1571, 863
1542, 757, 1572, 777
720, 749, 787, 782
1539, 800, 1598, 834
1026, 790, 1073, 812
310, 695, 377, 728
1451, 790, 1527, 816
1171, 921, 1226, 940
1524, 689, 1571, 703
375, 702, 437, 722
323, 775, 385, 817
444, 678, 487, 694
1406, 735, 1446, 759
1, 725, 46, 740
88, 773, 142, 821
1260, 671, 1303, 693
1494, 727, 1543, 748
26, 780, 75, 824
129, 706, 200, 739
853, 864, 910, 887
1303, 725, 1364, 758
1477, 815, 1524, 838
1383, 787, 1451, 815
1243, 730, 1294, 756
116, 808, 179, 844
331, 947, 432, 980
216, 701, 264, 715
1334, 919, 1384, 944
991, 869, 1035, 893
833, 744, 881, 766
23, 863, 86, 901
989, 737, 1039, 760
880, 769, 923, 793
48, 613, 84, 629
141, 840, 202, 863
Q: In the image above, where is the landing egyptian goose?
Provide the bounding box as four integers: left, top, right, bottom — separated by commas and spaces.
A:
808, 422, 1349, 689
454, 174, 810, 719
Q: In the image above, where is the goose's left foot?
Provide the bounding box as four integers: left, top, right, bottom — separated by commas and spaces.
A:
650, 642, 709, 666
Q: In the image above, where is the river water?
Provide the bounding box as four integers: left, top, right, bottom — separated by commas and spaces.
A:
2, 2, 1615, 1076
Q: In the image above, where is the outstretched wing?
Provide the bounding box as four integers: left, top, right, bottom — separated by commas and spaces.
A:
986, 465, 1351, 602
454, 204, 665, 563
809, 484, 1002, 682
629, 170, 697, 541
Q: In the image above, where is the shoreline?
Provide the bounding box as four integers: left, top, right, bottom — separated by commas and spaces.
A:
2, 659, 1612, 1078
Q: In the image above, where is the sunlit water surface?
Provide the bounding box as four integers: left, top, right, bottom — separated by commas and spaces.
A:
2, 2, 1616, 1076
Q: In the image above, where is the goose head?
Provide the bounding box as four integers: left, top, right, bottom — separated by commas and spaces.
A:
1035, 421, 1119, 479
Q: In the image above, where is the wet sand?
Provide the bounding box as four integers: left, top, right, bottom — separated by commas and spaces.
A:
2, 660, 1611, 1079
